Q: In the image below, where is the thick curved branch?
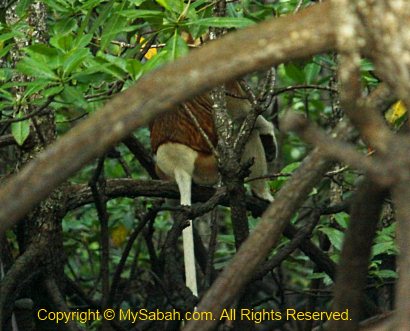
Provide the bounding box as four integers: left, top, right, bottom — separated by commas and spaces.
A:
391, 180, 410, 330
0, 241, 47, 327
0, 2, 336, 236
66, 179, 215, 210
357, 1, 410, 107
328, 178, 387, 331
44, 277, 82, 331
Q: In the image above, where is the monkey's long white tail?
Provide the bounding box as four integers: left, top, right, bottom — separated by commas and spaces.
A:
182, 221, 198, 296
175, 169, 198, 297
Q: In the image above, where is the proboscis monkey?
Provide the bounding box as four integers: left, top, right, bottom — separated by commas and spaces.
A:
150, 81, 275, 296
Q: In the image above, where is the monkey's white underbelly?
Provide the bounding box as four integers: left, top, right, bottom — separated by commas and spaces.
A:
156, 143, 218, 186
156, 136, 273, 202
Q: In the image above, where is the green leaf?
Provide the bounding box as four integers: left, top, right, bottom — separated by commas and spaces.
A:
281, 161, 301, 174
376, 222, 396, 238
129, 0, 147, 5
53, 18, 78, 35
142, 50, 169, 73
100, 5, 127, 51
0, 68, 13, 81
78, 0, 102, 11
89, 1, 114, 36
117, 9, 164, 20
360, 59, 374, 71
71, 60, 122, 82
304, 63, 321, 84
0, 44, 13, 58
63, 48, 91, 76
333, 212, 349, 228
373, 269, 397, 279
96, 53, 128, 75
186, 3, 209, 39
155, 0, 171, 10
156, 0, 183, 12
270, 161, 301, 191
42, 0, 72, 13
23, 81, 49, 99
26, 44, 61, 58
371, 242, 396, 257
97, 65, 127, 81
101, 25, 143, 51
0, 87, 14, 101
307, 272, 328, 280
0, 31, 19, 43
72, 34, 93, 49
16, 58, 59, 80
189, 17, 254, 28
25, 44, 62, 69
319, 227, 344, 251
50, 34, 74, 52
15, 0, 33, 17
61, 85, 87, 108
43, 85, 64, 98
189, 0, 208, 10
78, 8, 92, 35
284, 63, 306, 83
126, 59, 143, 80
11, 113, 30, 146
164, 32, 189, 61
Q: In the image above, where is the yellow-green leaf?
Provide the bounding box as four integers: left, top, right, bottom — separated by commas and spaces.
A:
385, 100, 407, 124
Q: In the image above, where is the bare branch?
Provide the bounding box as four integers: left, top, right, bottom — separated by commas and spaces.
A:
88, 158, 110, 331
44, 277, 83, 331
281, 112, 394, 186
329, 177, 387, 331
333, 1, 394, 155
356, 2, 410, 108
273, 84, 337, 96
391, 180, 410, 330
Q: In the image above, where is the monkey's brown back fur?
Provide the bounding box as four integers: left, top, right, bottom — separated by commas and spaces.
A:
150, 81, 246, 155
150, 95, 218, 155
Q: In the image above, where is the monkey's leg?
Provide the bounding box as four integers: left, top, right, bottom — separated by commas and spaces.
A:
243, 131, 274, 202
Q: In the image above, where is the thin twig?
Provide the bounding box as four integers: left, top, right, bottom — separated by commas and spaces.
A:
88, 157, 110, 330
205, 209, 218, 288
273, 84, 337, 97
253, 208, 321, 280
44, 277, 83, 331
108, 202, 162, 307
281, 113, 394, 186
183, 103, 218, 157
0, 98, 53, 124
